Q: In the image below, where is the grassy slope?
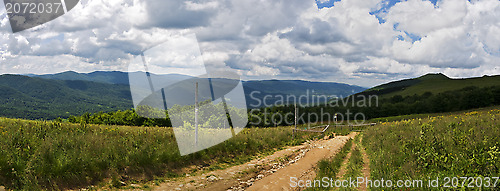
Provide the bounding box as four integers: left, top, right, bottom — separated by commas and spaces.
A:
386, 75, 500, 98
362, 74, 500, 98
363, 106, 500, 190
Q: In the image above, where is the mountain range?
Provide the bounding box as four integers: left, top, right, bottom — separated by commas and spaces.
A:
5, 71, 498, 120
0, 71, 366, 119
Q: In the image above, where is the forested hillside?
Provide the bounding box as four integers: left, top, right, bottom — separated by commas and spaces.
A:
0, 75, 133, 119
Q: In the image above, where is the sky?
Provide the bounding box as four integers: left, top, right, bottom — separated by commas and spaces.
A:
0, 0, 499, 87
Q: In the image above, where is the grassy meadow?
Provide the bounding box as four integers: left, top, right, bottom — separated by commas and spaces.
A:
2, 105, 500, 190
0, 118, 320, 190
306, 107, 500, 190
363, 108, 500, 190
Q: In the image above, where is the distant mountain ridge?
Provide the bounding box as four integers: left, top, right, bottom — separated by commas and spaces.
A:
31, 71, 366, 107
0, 71, 365, 119
34, 71, 192, 85
243, 79, 365, 107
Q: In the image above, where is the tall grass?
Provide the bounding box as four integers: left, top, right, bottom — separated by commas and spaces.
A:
363, 108, 500, 190
340, 136, 363, 191
0, 118, 313, 190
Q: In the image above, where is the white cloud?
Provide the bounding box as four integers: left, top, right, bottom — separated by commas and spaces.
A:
0, 0, 498, 87
386, 0, 468, 36
385, 0, 499, 70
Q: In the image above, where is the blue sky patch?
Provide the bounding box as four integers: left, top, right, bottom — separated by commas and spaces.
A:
404, 31, 422, 42
315, 0, 341, 9
370, 0, 440, 23
397, 35, 405, 41
316, 0, 441, 11
393, 23, 422, 42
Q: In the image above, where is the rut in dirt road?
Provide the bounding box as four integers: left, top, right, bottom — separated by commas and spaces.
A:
335, 141, 355, 179
334, 134, 372, 191
358, 136, 371, 191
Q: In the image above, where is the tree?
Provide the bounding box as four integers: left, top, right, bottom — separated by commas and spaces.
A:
461, 87, 493, 109
493, 87, 500, 105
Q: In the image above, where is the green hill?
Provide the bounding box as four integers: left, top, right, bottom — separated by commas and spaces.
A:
344, 73, 500, 119
361, 73, 500, 98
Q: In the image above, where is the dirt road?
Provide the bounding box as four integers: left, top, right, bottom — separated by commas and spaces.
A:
246, 132, 357, 191
154, 143, 310, 191
154, 132, 357, 191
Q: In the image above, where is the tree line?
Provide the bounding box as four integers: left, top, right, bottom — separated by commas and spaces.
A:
246, 85, 500, 126
68, 85, 500, 127
68, 106, 171, 127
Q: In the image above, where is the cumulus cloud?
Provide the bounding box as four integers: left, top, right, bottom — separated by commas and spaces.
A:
140, 0, 217, 29
385, 0, 498, 69
0, 0, 498, 87
386, 0, 467, 36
